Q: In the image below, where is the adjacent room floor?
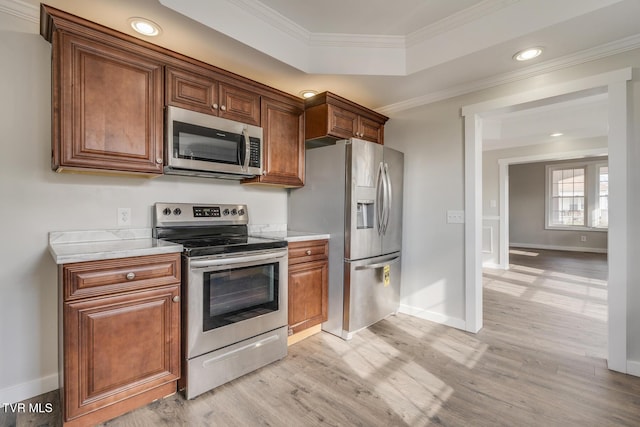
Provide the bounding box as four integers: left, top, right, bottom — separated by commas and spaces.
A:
5, 248, 640, 426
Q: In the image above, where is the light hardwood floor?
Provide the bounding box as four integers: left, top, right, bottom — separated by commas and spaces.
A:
5, 248, 640, 426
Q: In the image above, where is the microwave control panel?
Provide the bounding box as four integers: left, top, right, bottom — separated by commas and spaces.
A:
249, 137, 261, 168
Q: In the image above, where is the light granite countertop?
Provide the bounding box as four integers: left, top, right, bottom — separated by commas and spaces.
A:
250, 230, 330, 243
48, 227, 328, 265
48, 228, 183, 264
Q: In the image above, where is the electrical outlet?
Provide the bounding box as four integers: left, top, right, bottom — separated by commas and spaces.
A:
581, 235, 587, 242
117, 208, 131, 226
447, 210, 465, 224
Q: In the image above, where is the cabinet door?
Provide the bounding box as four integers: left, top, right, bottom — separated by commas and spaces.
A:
359, 116, 384, 144
166, 66, 218, 115
219, 82, 261, 126
55, 32, 164, 174
63, 285, 180, 420
244, 97, 304, 187
288, 260, 328, 334
328, 104, 358, 139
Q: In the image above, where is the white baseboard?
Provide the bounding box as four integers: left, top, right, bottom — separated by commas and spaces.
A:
626, 360, 640, 377
0, 373, 58, 404
482, 261, 506, 269
399, 304, 466, 330
510, 242, 608, 254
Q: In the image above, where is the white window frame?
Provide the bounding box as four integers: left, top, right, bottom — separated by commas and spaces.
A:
593, 162, 609, 229
545, 159, 608, 232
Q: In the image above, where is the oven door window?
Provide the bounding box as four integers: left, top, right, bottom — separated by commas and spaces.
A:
203, 262, 279, 331
173, 120, 243, 166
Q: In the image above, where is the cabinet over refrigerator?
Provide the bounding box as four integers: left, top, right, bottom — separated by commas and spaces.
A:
289, 138, 403, 339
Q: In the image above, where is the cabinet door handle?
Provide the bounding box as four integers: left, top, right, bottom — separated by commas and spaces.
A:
156, 158, 163, 164
126, 272, 135, 280
212, 103, 218, 110
305, 250, 312, 256
172, 296, 180, 303
220, 105, 227, 111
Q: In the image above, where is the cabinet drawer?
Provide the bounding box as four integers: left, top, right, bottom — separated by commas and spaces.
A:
62, 253, 181, 301
288, 240, 328, 265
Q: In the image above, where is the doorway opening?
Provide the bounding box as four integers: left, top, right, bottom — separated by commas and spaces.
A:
462, 68, 630, 373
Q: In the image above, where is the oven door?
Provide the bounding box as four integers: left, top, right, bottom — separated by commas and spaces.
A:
185, 248, 288, 359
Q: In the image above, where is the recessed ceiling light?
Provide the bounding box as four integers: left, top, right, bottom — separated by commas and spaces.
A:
300, 90, 318, 99
550, 132, 563, 137
513, 47, 543, 61
128, 17, 161, 36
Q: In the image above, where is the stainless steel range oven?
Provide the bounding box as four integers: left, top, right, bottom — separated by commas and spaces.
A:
154, 203, 288, 399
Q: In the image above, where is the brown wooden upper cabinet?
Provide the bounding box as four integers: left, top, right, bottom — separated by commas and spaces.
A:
305, 91, 388, 145
242, 97, 305, 187
41, 5, 165, 176
166, 66, 261, 126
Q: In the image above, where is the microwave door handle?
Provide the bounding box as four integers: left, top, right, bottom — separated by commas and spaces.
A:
242, 127, 251, 171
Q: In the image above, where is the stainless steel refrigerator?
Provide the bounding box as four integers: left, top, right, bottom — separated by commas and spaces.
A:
288, 138, 403, 339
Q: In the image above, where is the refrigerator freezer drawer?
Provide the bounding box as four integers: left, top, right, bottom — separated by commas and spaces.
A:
343, 252, 401, 339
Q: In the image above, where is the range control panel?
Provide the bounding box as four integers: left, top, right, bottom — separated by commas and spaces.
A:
154, 203, 249, 226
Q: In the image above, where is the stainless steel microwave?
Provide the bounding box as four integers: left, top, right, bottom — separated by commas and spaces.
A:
164, 106, 263, 179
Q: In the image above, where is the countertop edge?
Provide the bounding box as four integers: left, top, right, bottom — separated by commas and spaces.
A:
49, 237, 183, 265
250, 231, 331, 243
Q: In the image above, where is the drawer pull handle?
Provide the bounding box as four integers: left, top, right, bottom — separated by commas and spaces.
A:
305, 250, 312, 256
173, 296, 180, 303
126, 272, 135, 280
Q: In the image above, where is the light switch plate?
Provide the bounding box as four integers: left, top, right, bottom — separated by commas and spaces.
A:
447, 210, 465, 224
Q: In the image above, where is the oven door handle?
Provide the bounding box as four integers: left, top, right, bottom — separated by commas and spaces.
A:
189, 250, 287, 269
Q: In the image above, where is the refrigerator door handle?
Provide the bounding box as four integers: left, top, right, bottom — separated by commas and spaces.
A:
354, 256, 401, 270
376, 161, 385, 235
383, 162, 392, 235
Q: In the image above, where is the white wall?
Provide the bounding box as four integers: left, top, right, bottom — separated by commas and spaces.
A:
0, 13, 287, 403
386, 102, 466, 329
385, 51, 640, 366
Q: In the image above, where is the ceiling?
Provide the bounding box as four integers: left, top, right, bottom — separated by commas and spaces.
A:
8, 0, 640, 149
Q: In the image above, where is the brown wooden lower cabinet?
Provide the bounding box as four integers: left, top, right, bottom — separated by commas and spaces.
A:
287, 240, 328, 335
59, 253, 181, 426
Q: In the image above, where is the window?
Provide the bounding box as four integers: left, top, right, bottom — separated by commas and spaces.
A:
550, 167, 585, 226
546, 160, 608, 230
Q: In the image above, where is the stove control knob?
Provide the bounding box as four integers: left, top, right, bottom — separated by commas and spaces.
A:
223, 209, 230, 216
163, 208, 171, 216
173, 208, 182, 216
231, 208, 238, 216
238, 208, 245, 216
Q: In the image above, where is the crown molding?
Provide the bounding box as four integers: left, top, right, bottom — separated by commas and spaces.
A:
228, 0, 310, 42
0, 0, 38, 24
377, 33, 640, 116
232, 0, 406, 49
406, 0, 518, 47
309, 33, 405, 49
